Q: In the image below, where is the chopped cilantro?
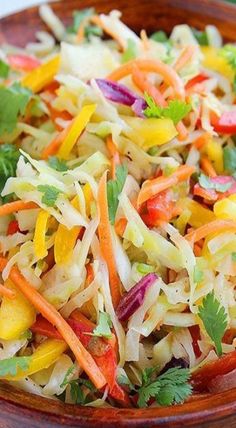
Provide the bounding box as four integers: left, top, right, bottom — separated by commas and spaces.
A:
37, 184, 62, 207
92, 312, 112, 339
144, 93, 191, 125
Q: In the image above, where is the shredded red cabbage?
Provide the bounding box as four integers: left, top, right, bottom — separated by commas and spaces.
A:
95, 78, 146, 117
116, 273, 158, 321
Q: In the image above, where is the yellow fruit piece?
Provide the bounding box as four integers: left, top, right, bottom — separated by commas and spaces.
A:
205, 140, 223, 174
201, 47, 234, 81
58, 104, 96, 159
54, 224, 80, 265
214, 197, 236, 220
0, 280, 36, 340
21, 55, 60, 93
3, 339, 67, 381
124, 117, 178, 149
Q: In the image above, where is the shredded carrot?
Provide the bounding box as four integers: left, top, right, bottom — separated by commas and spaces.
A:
0, 201, 38, 217
137, 165, 196, 206
41, 121, 73, 160
108, 59, 185, 100
200, 156, 217, 178
174, 46, 197, 73
76, 19, 87, 43
193, 132, 211, 150
90, 15, 125, 50
0, 283, 15, 299
185, 220, 236, 243
115, 218, 127, 237
0, 257, 106, 389
140, 29, 149, 51
131, 66, 188, 140
106, 136, 120, 179
97, 172, 121, 308
193, 244, 202, 257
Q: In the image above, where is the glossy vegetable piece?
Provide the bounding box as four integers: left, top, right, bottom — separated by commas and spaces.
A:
124, 116, 178, 149
178, 198, 216, 228
33, 210, 50, 259
31, 314, 62, 340
201, 46, 234, 81
191, 350, 236, 392
185, 73, 209, 90
214, 194, 236, 220
54, 224, 80, 265
7, 220, 20, 235
0, 280, 36, 340
2, 339, 67, 381
145, 191, 176, 224
204, 140, 223, 174
21, 55, 60, 93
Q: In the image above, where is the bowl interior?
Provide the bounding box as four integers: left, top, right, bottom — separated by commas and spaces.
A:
0, 0, 236, 426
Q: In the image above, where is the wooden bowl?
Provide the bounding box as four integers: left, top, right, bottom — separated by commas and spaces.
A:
0, 0, 236, 426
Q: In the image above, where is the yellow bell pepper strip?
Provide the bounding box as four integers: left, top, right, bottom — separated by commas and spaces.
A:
21, 55, 60, 93
33, 210, 50, 259
214, 195, 236, 220
0, 280, 36, 340
0, 257, 106, 389
177, 198, 215, 229
83, 182, 93, 217
57, 104, 96, 159
2, 339, 67, 381
201, 47, 234, 82
124, 116, 178, 149
54, 224, 80, 265
204, 140, 224, 174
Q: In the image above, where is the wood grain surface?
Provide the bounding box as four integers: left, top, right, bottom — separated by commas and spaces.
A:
0, 0, 236, 427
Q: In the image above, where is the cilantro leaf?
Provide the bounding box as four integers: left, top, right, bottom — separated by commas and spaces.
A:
150, 31, 168, 43
60, 365, 95, 404
0, 60, 10, 78
67, 8, 102, 39
0, 82, 32, 136
48, 156, 68, 172
0, 144, 20, 194
0, 356, 31, 376
198, 173, 232, 193
137, 367, 192, 408
194, 266, 204, 284
223, 146, 236, 173
144, 93, 191, 124
107, 164, 128, 225
121, 39, 137, 63
192, 28, 209, 46
60, 364, 77, 388
92, 311, 112, 339
198, 291, 227, 356
37, 185, 61, 207
232, 252, 236, 261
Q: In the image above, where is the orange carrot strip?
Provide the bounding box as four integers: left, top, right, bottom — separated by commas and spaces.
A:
138, 165, 195, 206
174, 46, 196, 73
97, 172, 121, 308
200, 156, 217, 178
0, 201, 38, 216
131, 66, 188, 140
0, 257, 106, 389
185, 220, 236, 243
193, 132, 211, 150
193, 244, 202, 257
115, 218, 127, 237
0, 284, 15, 299
90, 16, 125, 50
41, 121, 73, 160
106, 136, 120, 179
108, 59, 185, 99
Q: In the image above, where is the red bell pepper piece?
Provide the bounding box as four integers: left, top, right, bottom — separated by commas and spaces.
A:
185, 73, 209, 90
189, 325, 202, 358
7, 220, 20, 236
8, 54, 41, 72
212, 111, 236, 135
191, 350, 236, 392
31, 314, 62, 340
143, 190, 176, 226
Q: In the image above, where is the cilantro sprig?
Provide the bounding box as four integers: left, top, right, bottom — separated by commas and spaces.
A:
0, 144, 20, 193
0, 356, 31, 377
0, 82, 32, 136
107, 164, 128, 225
48, 156, 68, 172
198, 291, 227, 356
137, 366, 192, 408
60, 364, 96, 404
37, 185, 62, 207
144, 93, 191, 125
92, 311, 113, 339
